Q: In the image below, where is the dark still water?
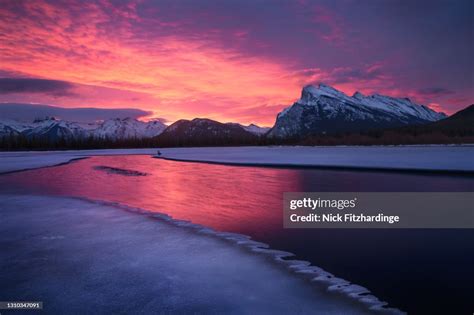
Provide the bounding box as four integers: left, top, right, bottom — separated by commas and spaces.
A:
1, 155, 473, 314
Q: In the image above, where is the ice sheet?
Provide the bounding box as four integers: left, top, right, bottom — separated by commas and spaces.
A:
157, 145, 474, 172
0, 195, 402, 314
0, 148, 157, 173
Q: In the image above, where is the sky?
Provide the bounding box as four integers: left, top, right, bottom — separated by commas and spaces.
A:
0, 0, 473, 126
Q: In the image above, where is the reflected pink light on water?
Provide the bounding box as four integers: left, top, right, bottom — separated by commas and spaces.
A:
3, 155, 472, 236
4, 156, 300, 234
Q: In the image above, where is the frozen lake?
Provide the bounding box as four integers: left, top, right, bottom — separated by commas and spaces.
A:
1, 151, 473, 314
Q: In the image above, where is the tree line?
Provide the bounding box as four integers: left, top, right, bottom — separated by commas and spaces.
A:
1, 124, 472, 151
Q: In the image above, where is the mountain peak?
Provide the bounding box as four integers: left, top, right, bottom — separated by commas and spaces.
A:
112, 117, 134, 122
302, 83, 340, 94
241, 123, 270, 135
191, 118, 213, 122
353, 91, 365, 99
33, 116, 58, 123
301, 84, 349, 102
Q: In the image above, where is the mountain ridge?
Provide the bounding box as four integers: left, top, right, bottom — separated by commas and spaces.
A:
268, 84, 446, 139
0, 116, 269, 143
0, 117, 167, 140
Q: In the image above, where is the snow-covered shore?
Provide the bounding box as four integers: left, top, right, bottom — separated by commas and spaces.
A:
0, 195, 400, 314
0, 148, 157, 174
157, 146, 474, 173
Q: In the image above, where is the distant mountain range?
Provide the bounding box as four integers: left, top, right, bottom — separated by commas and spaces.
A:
0, 115, 269, 142
0, 117, 167, 141
1, 84, 472, 149
267, 84, 446, 139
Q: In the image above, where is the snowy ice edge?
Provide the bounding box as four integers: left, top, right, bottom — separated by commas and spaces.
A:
157, 156, 474, 175
67, 195, 404, 315
0, 157, 90, 175
0, 148, 158, 174
154, 145, 474, 174
1, 145, 473, 174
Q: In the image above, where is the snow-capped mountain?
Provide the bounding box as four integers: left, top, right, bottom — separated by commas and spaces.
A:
267, 84, 447, 139
21, 117, 89, 140
92, 118, 166, 139
0, 117, 167, 140
0, 121, 21, 137
157, 118, 257, 145
0, 118, 32, 136
226, 123, 270, 135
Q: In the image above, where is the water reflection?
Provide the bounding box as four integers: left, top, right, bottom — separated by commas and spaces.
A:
1, 155, 472, 235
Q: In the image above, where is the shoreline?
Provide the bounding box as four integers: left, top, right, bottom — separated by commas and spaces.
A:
0, 157, 90, 175
1, 146, 473, 175
0, 148, 157, 174
158, 156, 474, 176
155, 145, 474, 174
71, 195, 401, 313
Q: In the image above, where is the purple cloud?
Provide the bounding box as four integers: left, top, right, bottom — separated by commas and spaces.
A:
0, 103, 152, 123
0, 78, 74, 96
417, 87, 455, 97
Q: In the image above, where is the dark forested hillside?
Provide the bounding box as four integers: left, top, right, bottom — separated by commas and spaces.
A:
300, 105, 474, 145
154, 118, 259, 147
